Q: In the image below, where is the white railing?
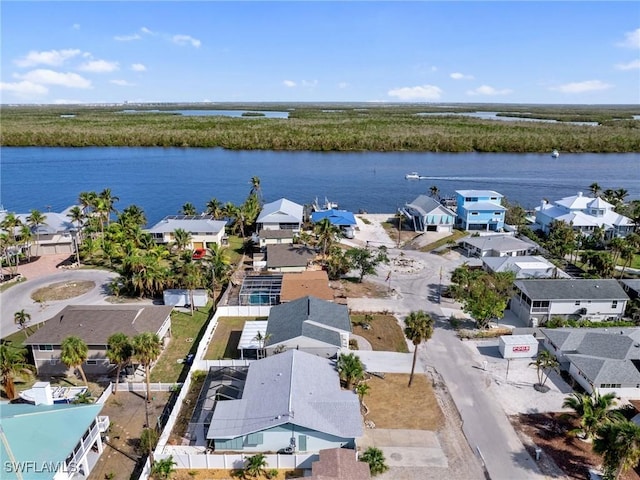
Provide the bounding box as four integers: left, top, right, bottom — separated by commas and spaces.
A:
95, 385, 113, 405
111, 382, 182, 393
215, 305, 272, 317
195, 359, 253, 369
155, 451, 317, 470
97, 415, 110, 433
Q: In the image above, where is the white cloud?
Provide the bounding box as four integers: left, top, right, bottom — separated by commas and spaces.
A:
140, 27, 155, 35
110, 79, 135, 86
72, 24, 80, 30
550, 80, 612, 93
387, 84, 443, 100
466, 85, 513, 96
53, 98, 84, 104
615, 59, 640, 71
617, 28, 640, 49
114, 33, 141, 42
0, 80, 49, 96
283, 80, 297, 87
302, 79, 318, 87
15, 69, 92, 88
450, 72, 474, 80
172, 34, 201, 48
131, 63, 147, 72
78, 60, 119, 73
338, 82, 349, 89
15, 49, 82, 67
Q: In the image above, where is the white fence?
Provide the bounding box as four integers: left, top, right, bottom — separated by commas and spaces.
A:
156, 451, 317, 470
195, 359, 252, 369
95, 385, 113, 405
215, 305, 272, 318
111, 382, 182, 393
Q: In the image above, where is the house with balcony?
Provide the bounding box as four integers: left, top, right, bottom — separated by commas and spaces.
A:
1, 396, 109, 480
254, 229, 296, 249
146, 215, 227, 250
541, 328, 640, 399
402, 195, 456, 233
24, 305, 173, 377
207, 349, 362, 453
534, 192, 635, 239
509, 279, 629, 327
256, 198, 304, 232
455, 190, 506, 231
310, 209, 358, 238
461, 234, 537, 258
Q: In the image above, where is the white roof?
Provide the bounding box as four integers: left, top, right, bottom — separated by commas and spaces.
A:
257, 198, 304, 224
0, 207, 77, 235
238, 321, 269, 350
500, 334, 538, 345
456, 190, 502, 198
555, 192, 593, 210
147, 215, 227, 234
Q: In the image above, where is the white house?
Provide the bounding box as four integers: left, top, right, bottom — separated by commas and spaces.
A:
0, 400, 110, 480
146, 215, 227, 250
534, 192, 635, 239
207, 350, 362, 453
482, 255, 570, 279
541, 328, 640, 399
510, 279, 629, 326
256, 198, 304, 232
402, 195, 456, 233
255, 229, 296, 249
462, 234, 538, 258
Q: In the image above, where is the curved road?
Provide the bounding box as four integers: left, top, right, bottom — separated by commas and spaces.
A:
1, 269, 117, 338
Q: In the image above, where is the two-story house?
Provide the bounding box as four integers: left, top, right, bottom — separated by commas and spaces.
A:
509, 279, 629, 326
402, 195, 456, 233
146, 215, 228, 250
534, 192, 635, 239
256, 198, 304, 232
455, 190, 506, 231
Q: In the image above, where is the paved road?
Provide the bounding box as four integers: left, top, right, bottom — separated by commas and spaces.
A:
346, 238, 546, 480
1, 269, 118, 337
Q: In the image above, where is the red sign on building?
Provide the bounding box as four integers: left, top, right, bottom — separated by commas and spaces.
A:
512, 345, 530, 352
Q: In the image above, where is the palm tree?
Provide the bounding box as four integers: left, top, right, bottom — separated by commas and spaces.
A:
181, 202, 197, 216
132, 332, 162, 425
26, 209, 47, 257
243, 453, 268, 478
78, 191, 97, 215
253, 331, 272, 359
359, 446, 389, 476
594, 420, 640, 480
429, 185, 440, 199
18, 224, 33, 262
172, 228, 192, 252
404, 310, 434, 387
13, 309, 31, 338
562, 391, 623, 440
336, 352, 364, 390
355, 382, 370, 404
315, 218, 340, 257
1, 213, 22, 272
205, 197, 223, 219
151, 456, 176, 480
0, 341, 32, 400
529, 350, 559, 391
107, 333, 133, 393
589, 182, 602, 197
60, 336, 89, 385
98, 188, 120, 225
249, 175, 263, 206
181, 260, 203, 316
203, 244, 232, 301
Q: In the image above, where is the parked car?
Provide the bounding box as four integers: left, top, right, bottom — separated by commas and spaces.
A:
192, 248, 206, 260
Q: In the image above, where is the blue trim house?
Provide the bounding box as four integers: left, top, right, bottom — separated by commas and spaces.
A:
402, 195, 456, 232
455, 190, 506, 231
207, 350, 362, 453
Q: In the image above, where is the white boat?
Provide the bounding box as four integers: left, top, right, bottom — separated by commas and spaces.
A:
312, 197, 339, 211
551, 150, 560, 158
19, 384, 89, 404
405, 172, 420, 180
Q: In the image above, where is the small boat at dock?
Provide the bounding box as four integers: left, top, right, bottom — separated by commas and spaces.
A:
551, 150, 560, 158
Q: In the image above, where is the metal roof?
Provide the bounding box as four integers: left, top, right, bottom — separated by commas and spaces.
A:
257, 198, 304, 224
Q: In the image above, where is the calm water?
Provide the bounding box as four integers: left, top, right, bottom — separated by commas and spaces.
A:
121, 109, 290, 118
1, 147, 638, 226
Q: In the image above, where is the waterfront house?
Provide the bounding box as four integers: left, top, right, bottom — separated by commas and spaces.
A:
482, 255, 570, 279
455, 190, 506, 231
402, 195, 456, 233
146, 215, 227, 250
256, 198, 304, 232
0, 400, 109, 480
24, 305, 172, 377
207, 349, 362, 453
255, 229, 296, 249
541, 328, 640, 399
461, 234, 537, 258
266, 244, 315, 273
509, 279, 629, 326
310, 209, 358, 238
263, 295, 351, 357
534, 192, 635, 239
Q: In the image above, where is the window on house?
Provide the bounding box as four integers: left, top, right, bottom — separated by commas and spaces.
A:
494, 212, 502, 216
39, 345, 53, 351
575, 301, 581, 306
86, 360, 98, 365
465, 197, 473, 202
245, 433, 264, 446
471, 212, 479, 216
490, 197, 498, 200
612, 300, 618, 309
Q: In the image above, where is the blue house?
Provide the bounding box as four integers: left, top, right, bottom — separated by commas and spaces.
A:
455, 190, 506, 231
311, 209, 357, 238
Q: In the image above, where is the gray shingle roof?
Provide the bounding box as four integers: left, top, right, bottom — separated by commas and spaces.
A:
514, 279, 629, 301
464, 235, 534, 253
24, 305, 172, 345
404, 196, 455, 217
207, 350, 363, 439
266, 296, 351, 346
259, 229, 295, 239
266, 244, 315, 268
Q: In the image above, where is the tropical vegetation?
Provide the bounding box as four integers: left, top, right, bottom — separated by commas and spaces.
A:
60, 336, 89, 385
529, 350, 559, 392
404, 310, 434, 387
0, 341, 32, 399
562, 391, 623, 441
359, 446, 389, 476
336, 352, 365, 390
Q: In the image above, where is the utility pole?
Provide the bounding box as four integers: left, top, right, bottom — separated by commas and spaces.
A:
438, 266, 443, 304
397, 208, 402, 248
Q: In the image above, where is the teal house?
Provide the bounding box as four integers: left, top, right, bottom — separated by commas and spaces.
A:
455, 190, 506, 231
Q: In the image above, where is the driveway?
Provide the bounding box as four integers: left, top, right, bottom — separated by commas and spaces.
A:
1, 269, 118, 338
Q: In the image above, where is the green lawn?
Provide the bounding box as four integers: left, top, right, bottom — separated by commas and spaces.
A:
226, 235, 245, 265
351, 314, 409, 353
204, 317, 265, 360
150, 304, 212, 383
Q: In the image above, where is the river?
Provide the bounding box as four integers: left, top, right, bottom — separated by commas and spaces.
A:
2, 147, 638, 226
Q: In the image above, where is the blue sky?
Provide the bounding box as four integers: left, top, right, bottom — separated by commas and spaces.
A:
1, 1, 639, 105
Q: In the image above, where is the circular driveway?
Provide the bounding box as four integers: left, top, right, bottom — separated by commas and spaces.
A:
1, 269, 118, 338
